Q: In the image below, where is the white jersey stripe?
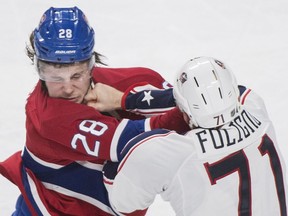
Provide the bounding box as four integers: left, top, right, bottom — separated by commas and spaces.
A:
27, 173, 50, 215
43, 182, 114, 214
110, 119, 129, 162
144, 118, 152, 131
76, 161, 103, 171
25, 147, 64, 169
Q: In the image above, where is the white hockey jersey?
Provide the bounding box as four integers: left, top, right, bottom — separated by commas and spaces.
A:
105, 86, 288, 216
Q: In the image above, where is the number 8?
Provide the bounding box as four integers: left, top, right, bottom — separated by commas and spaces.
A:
79, 120, 108, 136
59, 29, 73, 39
71, 120, 108, 157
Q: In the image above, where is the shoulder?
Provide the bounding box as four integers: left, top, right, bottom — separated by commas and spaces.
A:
26, 87, 107, 132
120, 129, 172, 158
26, 81, 45, 112
238, 85, 268, 118
117, 129, 196, 182
94, 66, 161, 75
92, 67, 164, 81
120, 129, 193, 161
238, 85, 264, 105
92, 66, 171, 89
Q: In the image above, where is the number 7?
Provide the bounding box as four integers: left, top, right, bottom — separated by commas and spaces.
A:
205, 135, 287, 216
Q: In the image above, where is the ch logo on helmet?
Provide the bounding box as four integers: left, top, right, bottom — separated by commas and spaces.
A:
179, 72, 188, 84
215, 60, 226, 69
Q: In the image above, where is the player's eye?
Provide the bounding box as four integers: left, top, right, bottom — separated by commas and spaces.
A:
51, 76, 65, 82
71, 73, 83, 80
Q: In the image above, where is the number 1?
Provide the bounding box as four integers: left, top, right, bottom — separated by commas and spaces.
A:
205, 134, 287, 216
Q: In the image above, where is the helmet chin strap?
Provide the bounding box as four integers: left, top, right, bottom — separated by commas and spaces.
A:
188, 119, 194, 129
188, 116, 197, 129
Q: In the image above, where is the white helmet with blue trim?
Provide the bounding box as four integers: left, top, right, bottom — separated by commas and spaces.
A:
173, 57, 240, 128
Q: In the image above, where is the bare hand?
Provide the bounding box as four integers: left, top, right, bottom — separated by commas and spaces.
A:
84, 83, 124, 112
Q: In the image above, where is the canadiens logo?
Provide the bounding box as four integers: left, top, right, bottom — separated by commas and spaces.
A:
215, 59, 226, 69
179, 72, 188, 84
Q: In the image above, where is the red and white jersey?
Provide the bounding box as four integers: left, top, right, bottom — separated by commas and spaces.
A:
25, 66, 174, 162
107, 86, 288, 216
0, 66, 188, 215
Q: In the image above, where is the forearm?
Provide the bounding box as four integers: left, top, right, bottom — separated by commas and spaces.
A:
122, 87, 176, 116
149, 107, 190, 134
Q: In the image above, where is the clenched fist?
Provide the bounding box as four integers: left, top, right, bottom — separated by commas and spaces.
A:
84, 83, 124, 112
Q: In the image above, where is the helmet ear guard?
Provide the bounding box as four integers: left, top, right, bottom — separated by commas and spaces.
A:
173, 77, 198, 128
173, 57, 240, 129
33, 7, 95, 64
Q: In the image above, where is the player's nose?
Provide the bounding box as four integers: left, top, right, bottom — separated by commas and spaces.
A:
62, 82, 74, 95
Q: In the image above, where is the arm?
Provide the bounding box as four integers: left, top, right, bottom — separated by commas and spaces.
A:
149, 107, 190, 134
27, 83, 148, 162
84, 82, 189, 133
33, 96, 186, 164
28, 80, 187, 163
85, 82, 176, 115
38, 100, 148, 162
122, 83, 176, 116
103, 129, 177, 214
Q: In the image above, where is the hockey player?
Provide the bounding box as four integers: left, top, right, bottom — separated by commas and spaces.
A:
104, 57, 288, 216
0, 7, 188, 216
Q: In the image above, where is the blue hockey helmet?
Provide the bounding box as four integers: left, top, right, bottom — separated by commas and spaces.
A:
33, 7, 95, 63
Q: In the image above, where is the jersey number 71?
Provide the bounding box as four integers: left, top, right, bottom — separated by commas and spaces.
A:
205, 134, 287, 216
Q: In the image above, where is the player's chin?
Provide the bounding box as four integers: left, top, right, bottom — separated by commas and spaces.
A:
79, 95, 89, 104
66, 96, 83, 104
76, 97, 85, 104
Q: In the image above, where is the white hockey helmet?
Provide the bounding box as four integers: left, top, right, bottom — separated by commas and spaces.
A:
173, 57, 240, 128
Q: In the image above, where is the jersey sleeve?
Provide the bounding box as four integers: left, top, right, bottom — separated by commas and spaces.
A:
93, 67, 172, 92
121, 84, 190, 133
104, 130, 171, 214
109, 171, 155, 213
149, 107, 190, 134
93, 67, 173, 119
122, 83, 175, 117
105, 129, 189, 214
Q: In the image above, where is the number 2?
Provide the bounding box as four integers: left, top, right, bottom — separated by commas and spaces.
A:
205, 135, 287, 216
71, 120, 108, 157
59, 29, 73, 39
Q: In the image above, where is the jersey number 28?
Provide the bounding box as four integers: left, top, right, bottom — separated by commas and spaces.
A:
71, 120, 108, 157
